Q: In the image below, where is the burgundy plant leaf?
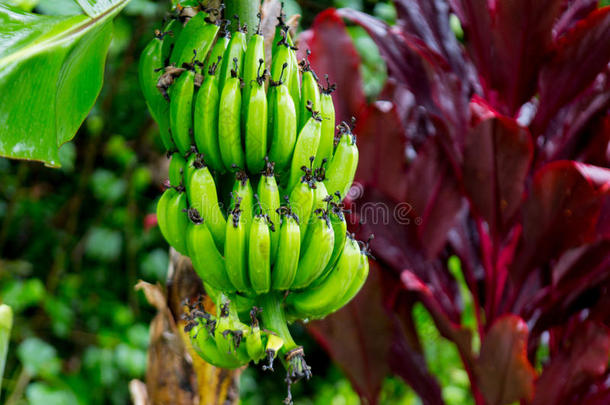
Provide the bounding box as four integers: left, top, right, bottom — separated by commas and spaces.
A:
463, 112, 533, 236
296, 8, 366, 124
337, 7, 469, 160
489, 0, 563, 115
581, 388, 610, 405
510, 161, 610, 285
475, 315, 535, 405
577, 114, 610, 167
452, 0, 562, 115
523, 241, 610, 349
553, 0, 599, 38
531, 321, 610, 405
308, 261, 393, 404
538, 66, 610, 165
355, 100, 409, 203
399, 270, 475, 368
404, 136, 463, 258
393, 0, 471, 84
534, 7, 610, 133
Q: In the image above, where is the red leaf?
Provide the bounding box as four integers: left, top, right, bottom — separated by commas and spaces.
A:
534, 7, 610, 133
308, 261, 392, 404
475, 315, 535, 405
553, 0, 599, 38
355, 101, 409, 203
297, 9, 366, 124
404, 136, 463, 258
453, 0, 563, 114
511, 161, 610, 284
463, 111, 533, 236
531, 321, 610, 405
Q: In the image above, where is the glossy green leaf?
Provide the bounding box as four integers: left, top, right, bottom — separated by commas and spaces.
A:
0, 1, 129, 167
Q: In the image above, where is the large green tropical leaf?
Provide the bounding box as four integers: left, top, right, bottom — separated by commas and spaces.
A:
0, 0, 130, 167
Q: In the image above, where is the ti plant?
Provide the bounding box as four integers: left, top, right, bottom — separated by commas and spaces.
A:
298, 2, 610, 405
139, 2, 371, 402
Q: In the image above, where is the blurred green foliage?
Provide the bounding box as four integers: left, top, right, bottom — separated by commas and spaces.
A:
0, 0, 469, 403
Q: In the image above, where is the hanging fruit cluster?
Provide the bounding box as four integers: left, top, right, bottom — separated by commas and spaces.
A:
139, 2, 371, 400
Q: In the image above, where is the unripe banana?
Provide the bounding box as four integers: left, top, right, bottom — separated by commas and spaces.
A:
291, 209, 335, 289
315, 76, 336, 168
185, 155, 226, 252
329, 242, 371, 313
219, 21, 247, 91
139, 32, 174, 150
248, 214, 271, 295
288, 164, 315, 243
299, 55, 321, 130
287, 108, 322, 192
257, 160, 281, 263
186, 209, 235, 292
245, 62, 269, 174
246, 314, 266, 363
272, 20, 300, 122
310, 194, 347, 287
218, 59, 245, 171
159, 187, 189, 255
286, 236, 360, 319
189, 320, 244, 369
168, 152, 186, 187
170, 12, 219, 67
272, 206, 300, 290
194, 59, 225, 172
242, 18, 265, 127
268, 65, 297, 174
170, 68, 195, 155
324, 122, 359, 200
202, 21, 230, 74
231, 170, 254, 238
224, 195, 250, 292
161, 19, 182, 63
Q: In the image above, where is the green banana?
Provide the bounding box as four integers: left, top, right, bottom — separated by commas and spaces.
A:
219, 19, 247, 91
257, 160, 281, 264
168, 152, 186, 187
288, 164, 315, 243
286, 236, 361, 319
202, 20, 230, 74
310, 194, 347, 287
248, 214, 271, 295
329, 240, 371, 313
231, 170, 254, 238
218, 59, 245, 171
242, 16, 265, 128
324, 122, 359, 199
157, 187, 189, 255
185, 155, 226, 252
189, 320, 244, 369
299, 54, 321, 130
245, 310, 266, 363
287, 108, 322, 192
272, 20, 300, 123
186, 209, 235, 292
193, 58, 225, 172
291, 209, 335, 289
272, 205, 300, 290
170, 67, 195, 155
268, 64, 297, 174
139, 32, 174, 150
315, 76, 336, 168
170, 12, 219, 67
245, 61, 269, 174
225, 195, 250, 292
161, 19, 183, 64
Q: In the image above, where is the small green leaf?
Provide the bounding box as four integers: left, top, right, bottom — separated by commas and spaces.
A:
17, 337, 62, 377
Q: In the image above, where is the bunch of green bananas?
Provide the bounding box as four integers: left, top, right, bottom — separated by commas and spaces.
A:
139, 3, 370, 399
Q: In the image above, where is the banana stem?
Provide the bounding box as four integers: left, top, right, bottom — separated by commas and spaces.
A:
225, 0, 259, 40
259, 292, 297, 352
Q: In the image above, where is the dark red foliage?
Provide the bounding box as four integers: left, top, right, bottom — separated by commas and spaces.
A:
300, 2, 610, 404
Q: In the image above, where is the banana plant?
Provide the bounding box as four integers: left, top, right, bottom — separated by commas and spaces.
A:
0, 0, 131, 167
